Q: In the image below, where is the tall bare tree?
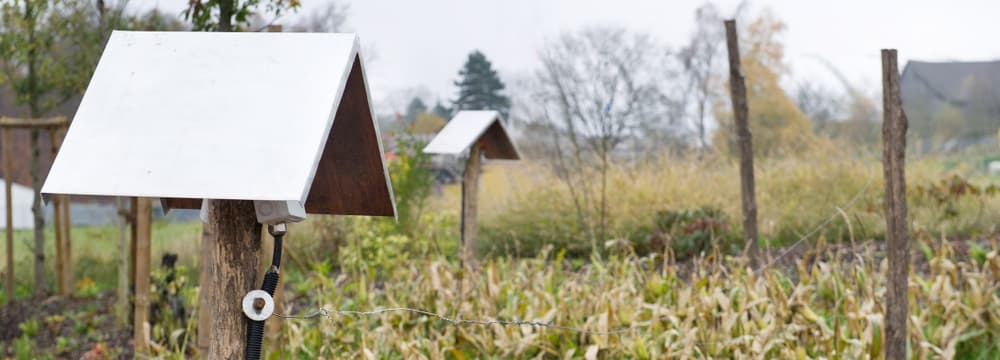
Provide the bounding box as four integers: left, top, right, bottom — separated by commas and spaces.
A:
291, 0, 349, 32
528, 26, 677, 254
678, 3, 724, 151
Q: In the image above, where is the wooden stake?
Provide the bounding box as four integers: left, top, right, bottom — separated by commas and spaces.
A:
881, 49, 909, 360
48, 128, 67, 296
724, 19, 760, 264
130, 197, 137, 291
133, 197, 152, 354
460, 144, 482, 267
53, 196, 65, 295
206, 200, 261, 359
3, 129, 13, 301
115, 197, 129, 325
197, 224, 214, 355
60, 192, 72, 293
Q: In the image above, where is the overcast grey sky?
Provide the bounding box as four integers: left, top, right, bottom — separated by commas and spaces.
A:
139, 0, 1000, 107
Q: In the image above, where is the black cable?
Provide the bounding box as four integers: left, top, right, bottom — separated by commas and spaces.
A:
271, 233, 282, 269
246, 232, 283, 360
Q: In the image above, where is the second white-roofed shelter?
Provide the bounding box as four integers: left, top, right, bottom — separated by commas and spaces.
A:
423, 110, 519, 270
41, 30, 395, 358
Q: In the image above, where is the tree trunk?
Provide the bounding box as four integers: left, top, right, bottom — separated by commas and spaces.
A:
724, 19, 759, 264
207, 200, 261, 359
881, 49, 910, 360
218, 0, 234, 32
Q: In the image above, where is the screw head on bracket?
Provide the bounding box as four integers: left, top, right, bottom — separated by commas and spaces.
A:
242, 290, 275, 321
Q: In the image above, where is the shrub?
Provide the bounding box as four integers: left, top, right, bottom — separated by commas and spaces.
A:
652, 207, 736, 260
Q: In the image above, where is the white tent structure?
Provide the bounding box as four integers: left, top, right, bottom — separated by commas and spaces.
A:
0, 179, 36, 229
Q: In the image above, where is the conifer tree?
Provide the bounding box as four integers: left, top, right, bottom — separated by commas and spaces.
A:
452, 50, 510, 120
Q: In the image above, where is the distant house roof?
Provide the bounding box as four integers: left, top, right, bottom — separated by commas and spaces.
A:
901, 60, 1000, 110
423, 110, 520, 160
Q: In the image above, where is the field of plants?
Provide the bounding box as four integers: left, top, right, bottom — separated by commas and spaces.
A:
2, 145, 1000, 359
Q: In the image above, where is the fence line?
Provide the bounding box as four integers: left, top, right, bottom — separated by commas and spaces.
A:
276, 307, 643, 335
275, 174, 879, 336
753, 178, 875, 275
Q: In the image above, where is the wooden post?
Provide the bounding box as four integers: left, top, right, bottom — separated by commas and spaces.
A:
133, 197, 152, 354
52, 194, 65, 296
130, 197, 137, 290
724, 19, 759, 263
197, 223, 215, 355
115, 197, 129, 325
460, 143, 482, 267
60, 192, 72, 293
881, 49, 909, 360
3, 129, 13, 301
48, 128, 68, 296
206, 200, 261, 359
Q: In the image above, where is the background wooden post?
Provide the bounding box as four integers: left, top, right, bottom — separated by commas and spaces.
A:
881, 49, 910, 360
197, 221, 215, 355
207, 200, 261, 359
60, 192, 72, 293
460, 143, 482, 267
3, 129, 13, 301
130, 197, 137, 291
48, 128, 68, 296
724, 19, 760, 264
133, 197, 152, 354
115, 197, 129, 325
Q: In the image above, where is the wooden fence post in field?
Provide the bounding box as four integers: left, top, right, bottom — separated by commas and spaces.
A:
3, 129, 13, 301
133, 197, 152, 354
206, 200, 261, 359
461, 143, 483, 267
881, 49, 910, 360
724, 19, 760, 264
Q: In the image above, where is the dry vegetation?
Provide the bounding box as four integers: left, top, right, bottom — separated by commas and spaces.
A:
271, 239, 1000, 359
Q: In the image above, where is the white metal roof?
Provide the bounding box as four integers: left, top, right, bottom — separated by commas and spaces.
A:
423, 110, 520, 160
42, 31, 395, 216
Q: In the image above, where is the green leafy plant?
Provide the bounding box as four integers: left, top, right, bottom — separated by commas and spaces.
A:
653, 206, 732, 261
75, 276, 100, 298
388, 132, 435, 236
